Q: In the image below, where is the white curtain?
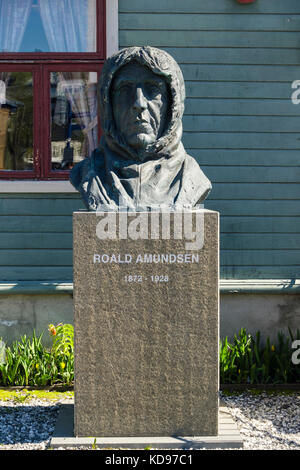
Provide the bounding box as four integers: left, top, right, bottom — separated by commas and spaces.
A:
0, 0, 33, 52
38, 0, 96, 52
56, 73, 98, 156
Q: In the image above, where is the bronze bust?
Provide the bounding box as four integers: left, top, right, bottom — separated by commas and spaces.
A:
70, 46, 211, 210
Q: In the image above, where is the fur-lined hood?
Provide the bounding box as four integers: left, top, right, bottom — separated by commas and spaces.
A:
70, 46, 211, 210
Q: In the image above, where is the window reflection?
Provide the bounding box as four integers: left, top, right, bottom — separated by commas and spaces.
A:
0, 0, 97, 53
50, 72, 98, 170
0, 72, 33, 171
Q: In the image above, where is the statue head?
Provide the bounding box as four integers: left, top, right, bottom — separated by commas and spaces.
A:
69, 46, 212, 210
111, 61, 170, 152
99, 46, 186, 161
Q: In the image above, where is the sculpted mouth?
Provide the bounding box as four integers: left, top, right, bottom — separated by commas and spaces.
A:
133, 120, 151, 129
135, 119, 148, 124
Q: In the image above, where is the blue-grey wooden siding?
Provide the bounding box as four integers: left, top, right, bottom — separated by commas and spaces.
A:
118, 0, 300, 280
1, 0, 300, 282
0, 194, 84, 281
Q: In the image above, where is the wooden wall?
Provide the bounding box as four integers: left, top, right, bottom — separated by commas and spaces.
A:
119, 0, 300, 279
0, 194, 83, 281
0, 0, 300, 282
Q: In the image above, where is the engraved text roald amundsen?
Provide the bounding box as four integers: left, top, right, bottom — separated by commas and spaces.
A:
93, 253, 199, 264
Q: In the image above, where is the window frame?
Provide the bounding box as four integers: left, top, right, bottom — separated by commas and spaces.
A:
0, 0, 106, 60
0, 0, 106, 181
0, 63, 40, 179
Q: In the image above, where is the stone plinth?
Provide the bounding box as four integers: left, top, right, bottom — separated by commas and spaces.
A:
73, 210, 219, 437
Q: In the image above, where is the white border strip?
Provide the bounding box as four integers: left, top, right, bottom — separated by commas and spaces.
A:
106, 0, 119, 57
0, 181, 77, 193
0, 0, 119, 194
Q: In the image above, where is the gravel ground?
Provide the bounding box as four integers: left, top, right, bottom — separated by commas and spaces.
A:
0, 391, 299, 450
0, 392, 72, 450
221, 391, 300, 450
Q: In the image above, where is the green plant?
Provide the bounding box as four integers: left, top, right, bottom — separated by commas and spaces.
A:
13, 392, 31, 404
220, 328, 300, 385
220, 328, 252, 384
48, 323, 74, 386
0, 325, 74, 387
0, 326, 299, 387
48, 323, 74, 357
92, 438, 97, 450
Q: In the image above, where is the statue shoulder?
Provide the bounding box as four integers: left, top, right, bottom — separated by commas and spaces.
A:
69, 158, 91, 191
69, 150, 104, 190
182, 154, 212, 204
184, 154, 204, 174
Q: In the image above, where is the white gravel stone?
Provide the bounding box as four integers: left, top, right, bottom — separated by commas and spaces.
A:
220, 391, 300, 450
0, 392, 299, 450
0, 396, 70, 450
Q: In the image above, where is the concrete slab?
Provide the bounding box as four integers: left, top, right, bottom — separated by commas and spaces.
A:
49, 404, 243, 449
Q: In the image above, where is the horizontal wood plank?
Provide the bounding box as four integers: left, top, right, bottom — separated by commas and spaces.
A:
201, 166, 300, 183
181, 64, 300, 83
220, 266, 300, 279
183, 115, 300, 133
0, 216, 73, 233
182, 133, 300, 150
120, 14, 300, 33
221, 234, 300, 250
221, 250, 300, 266
0, 267, 73, 281
205, 200, 300, 216
1, 231, 298, 251
0, 250, 72, 266
14, 248, 298, 267
0, 199, 85, 216
119, 0, 300, 14
164, 48, 300, 66
0, 193, 81, 200
210, 183, 300, 200
0, 233, 73, 249
220, 216, 300, 233
186, 150, 300, 167
2, 266, 298, 282
185, 99, 300, 117
120, 30, 300, 49
185, 82, 293, 99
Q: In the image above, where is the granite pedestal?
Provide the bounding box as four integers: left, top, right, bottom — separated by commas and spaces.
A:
73, 209, 219, 438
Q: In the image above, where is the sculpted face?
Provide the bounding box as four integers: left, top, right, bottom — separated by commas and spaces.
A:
111, 61, 170, 153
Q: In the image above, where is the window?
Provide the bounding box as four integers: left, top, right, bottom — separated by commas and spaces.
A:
0, 0, 105, 179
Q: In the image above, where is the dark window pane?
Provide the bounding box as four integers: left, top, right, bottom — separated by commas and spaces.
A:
0, 0, 97, 53
50, 71, 98, 170
0, 72, 33, 171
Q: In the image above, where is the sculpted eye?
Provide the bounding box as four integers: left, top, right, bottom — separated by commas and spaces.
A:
146, 82, 162, 96
149, 78, 167, 95
120, 83, 131, 91
114, 82, 132, 95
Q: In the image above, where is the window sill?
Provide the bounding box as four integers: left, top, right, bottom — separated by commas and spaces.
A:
0, 181, 77, 193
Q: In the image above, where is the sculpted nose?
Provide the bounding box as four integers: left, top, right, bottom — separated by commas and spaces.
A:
133, 87, 147, 112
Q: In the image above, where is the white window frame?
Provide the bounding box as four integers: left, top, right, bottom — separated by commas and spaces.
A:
0, 0, 118, 194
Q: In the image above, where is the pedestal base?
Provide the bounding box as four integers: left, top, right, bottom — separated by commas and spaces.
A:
50, 404, 243, 449
73, 210, 219, 437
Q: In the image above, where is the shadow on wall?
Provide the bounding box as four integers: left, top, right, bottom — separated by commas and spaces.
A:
0, 294, 73, 346
220, 293, 300, 343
